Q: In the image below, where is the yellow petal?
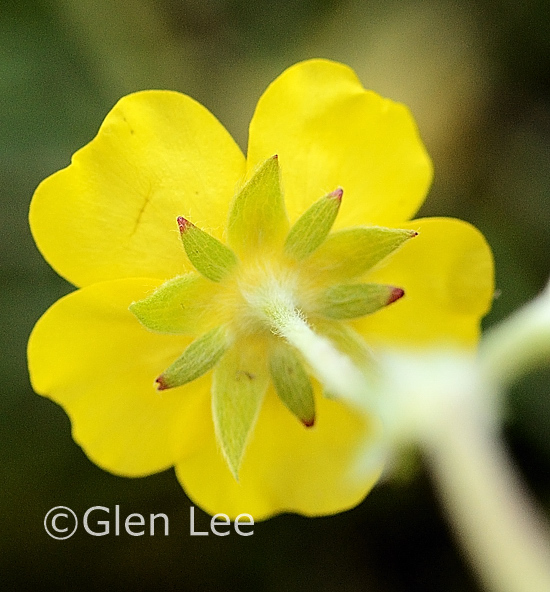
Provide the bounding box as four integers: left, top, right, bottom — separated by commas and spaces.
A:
247, 59, 432, 228
353, 217, 494, 348
27, 278, 211, 475
30, 91, 246, 287
175, 384, 381, 520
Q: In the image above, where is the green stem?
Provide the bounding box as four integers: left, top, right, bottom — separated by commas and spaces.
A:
379, 351, 550, 592
278, 314, 367, 404
263, 300, 380, 413
480, 280, 550, 390
423, 386, 550, 592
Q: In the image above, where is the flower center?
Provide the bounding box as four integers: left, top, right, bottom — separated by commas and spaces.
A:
128, 155, 415, 478
230, 259, 303, 336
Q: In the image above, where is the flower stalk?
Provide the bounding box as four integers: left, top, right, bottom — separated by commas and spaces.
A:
260, 293, 373, 409
330, 279, 550, 592
426, 389, 550, 592
480, 280, 550, 391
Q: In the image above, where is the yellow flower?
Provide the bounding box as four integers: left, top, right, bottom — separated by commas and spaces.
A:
27, 59, 494, 519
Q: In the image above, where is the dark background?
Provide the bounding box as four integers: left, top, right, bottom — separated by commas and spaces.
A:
2, 0, 549, 590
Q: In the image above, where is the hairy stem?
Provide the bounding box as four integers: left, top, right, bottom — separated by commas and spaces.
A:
424, 389, 550, 592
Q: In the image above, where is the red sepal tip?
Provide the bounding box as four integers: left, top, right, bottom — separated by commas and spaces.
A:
155, 376, 169, 391
329, 187, 343, 202
387, 287, 405, 305
302, 416, 315, 428
177, 216, 191, 234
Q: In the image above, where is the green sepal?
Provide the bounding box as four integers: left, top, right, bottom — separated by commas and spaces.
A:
306, 226, 417, 282
269, 342, 315, 427
156, 325, 229, 390
129, 273, 219, 334
212, 342, 269, 480
227, 155, 289, 257
178, 217, 238, 282
315, 283, 404, 320
284, 188, 342, 260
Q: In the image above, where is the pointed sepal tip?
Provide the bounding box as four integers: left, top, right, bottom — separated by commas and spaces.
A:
316, 283, 406, 320
284, 187, 343, 260
177, 216, 191, 233
269, 343, 316, 428
387, 287, 405, 305
155, 375, 169, 391
154, 325, 229, 391
302, 416, 315, 428
328, 187, 343, 202
176, 216, 238, 282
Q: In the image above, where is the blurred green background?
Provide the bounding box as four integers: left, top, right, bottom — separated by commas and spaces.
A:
2, 0, 549, 590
